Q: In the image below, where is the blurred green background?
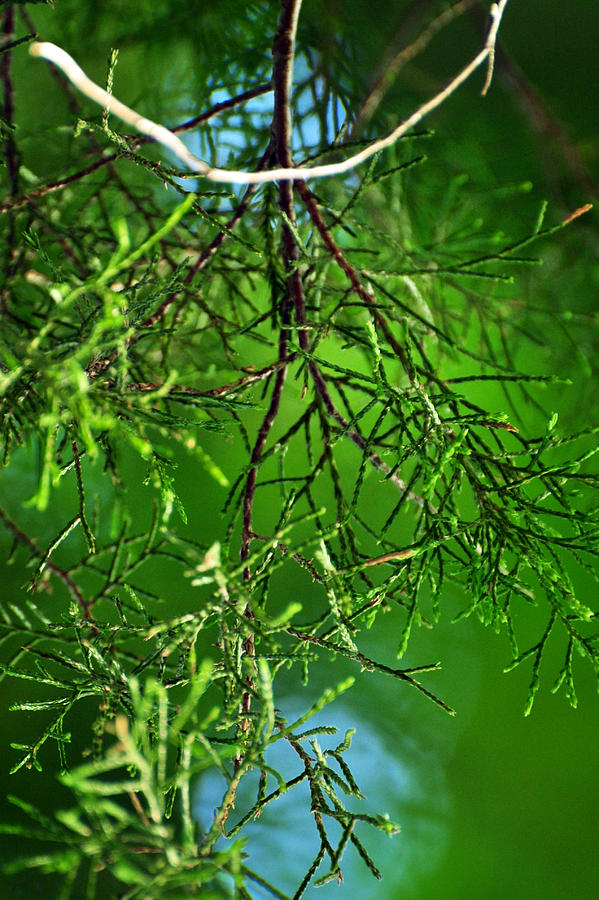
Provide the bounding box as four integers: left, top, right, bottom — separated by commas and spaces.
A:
1, 1, 599, 897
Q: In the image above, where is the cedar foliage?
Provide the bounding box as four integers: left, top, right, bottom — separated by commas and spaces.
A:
0, 1, 597, 897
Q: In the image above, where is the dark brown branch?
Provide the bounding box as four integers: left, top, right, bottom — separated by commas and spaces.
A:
1, 5, 18, 198
232, 0, 304, 777
1, 4, 20, 298
296, 180, 413, 375
0, 156, 114, 214
172, 83, 273, 136
239, 0, 304, 568
269, 3, 415, 503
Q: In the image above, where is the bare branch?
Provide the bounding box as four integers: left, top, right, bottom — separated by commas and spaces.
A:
29, 1, 509, 185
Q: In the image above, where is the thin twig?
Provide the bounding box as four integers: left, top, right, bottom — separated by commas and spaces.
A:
0, 506, 92, 618
86, 148, 273, 381
0, 156, 115, 214
1, 5, 18, 198
1, 4, 19, 295
118, 360, 291, 399
0, 82, 272, 215
353, 0, 478, 134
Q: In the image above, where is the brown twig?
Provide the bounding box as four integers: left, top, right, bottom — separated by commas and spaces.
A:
239, 0, 303, 565
0, 506, 92, 618
1, 5, 18, 198
0, 156, 115, 214
0, 82, 272, 215
294, 179, 430, 505
86, 147, 272, 381
1, 4, 20, 298
117, 360, 291, 399
296, 179, 412, 374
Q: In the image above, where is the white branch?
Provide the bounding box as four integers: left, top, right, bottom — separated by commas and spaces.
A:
29, 0, 508, 185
